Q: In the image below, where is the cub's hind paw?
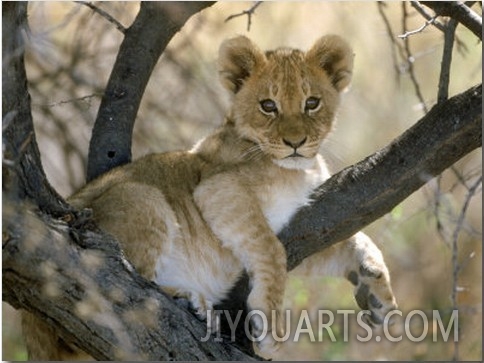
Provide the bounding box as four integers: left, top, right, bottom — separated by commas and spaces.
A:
251, 312, 283, 358
348, 263, 397, 326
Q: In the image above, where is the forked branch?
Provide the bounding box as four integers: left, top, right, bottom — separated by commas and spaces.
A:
421, 1, 482, 39
86, 1, 215, 181
2, 1, 482, 360
75, 1, 127, 34
225, 1, 263, 31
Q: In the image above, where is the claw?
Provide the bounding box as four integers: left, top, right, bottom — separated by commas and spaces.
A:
352, 264, 397, 327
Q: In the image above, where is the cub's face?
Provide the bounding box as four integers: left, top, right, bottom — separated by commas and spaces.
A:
219, 35, 353, 169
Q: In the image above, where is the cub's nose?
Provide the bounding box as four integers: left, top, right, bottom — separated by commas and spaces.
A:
283, 137, 307, 150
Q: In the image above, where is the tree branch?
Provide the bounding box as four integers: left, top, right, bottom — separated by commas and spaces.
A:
2, 1, 481, 360
437, 18, 458, 103
410, 1, 446, 32
421, 1, 482, 40
2, 2, 254, 360
225, 1, 263, 31
397, 15, 437, 39
450, 175, 482, 361
2, 203, 258, 361
280, 84, 482, 269
376, 2, 402, 82
2, 2, 74, 217
4, 82, 481, 358
401, 2, 429, 113
75, 1, 127, 34
411, 1, 468, 54
86, 2, 215, 181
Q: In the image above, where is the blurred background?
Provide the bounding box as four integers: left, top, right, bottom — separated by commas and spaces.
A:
2, 1, 481, 361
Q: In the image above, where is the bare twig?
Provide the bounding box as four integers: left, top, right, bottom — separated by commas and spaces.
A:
410, 1, 446, 31
397, 16, 437, 39
422, 1, 482, 40
411, 1, 468, 55
437, 18, 458, 104
225, 1, 262, 31
401, 2, 429, 113
432, 174, 447, 243
431, 165, 482, 247
376, 2, 403, 82
33, 93, 102, 108
450, 175, 482, 361
449, 165, 478, 192
451, 176, 482, 277
75, 1, 127, 34
36, 93, 102, 107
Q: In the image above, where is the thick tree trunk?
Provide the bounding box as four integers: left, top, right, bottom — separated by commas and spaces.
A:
2, 1, 482, 361
2, 205, 258, 361
3, 83, 481, 358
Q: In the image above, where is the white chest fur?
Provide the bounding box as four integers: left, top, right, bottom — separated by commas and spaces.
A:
262, 154, 331, 234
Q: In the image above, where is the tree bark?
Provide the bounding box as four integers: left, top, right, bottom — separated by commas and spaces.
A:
2, 1, 482, 361
2, 204, 258, 361
279, 84, 482, 269
3, 82, 481, 358
2, 2, 74, 217
421, 1, 482, 40
86, 1, 215, 182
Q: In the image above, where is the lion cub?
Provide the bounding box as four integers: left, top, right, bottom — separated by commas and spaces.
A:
22, 35, 397, 359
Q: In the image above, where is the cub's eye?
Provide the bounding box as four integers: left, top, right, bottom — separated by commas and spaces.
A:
259, 99, 278, 114
305, 97, 320, 112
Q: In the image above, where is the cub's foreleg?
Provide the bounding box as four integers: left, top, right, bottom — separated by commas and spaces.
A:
291, 232, 397, 324
194, 173, 286, 354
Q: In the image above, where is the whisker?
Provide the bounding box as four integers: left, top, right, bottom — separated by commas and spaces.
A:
238, 139, 264, 161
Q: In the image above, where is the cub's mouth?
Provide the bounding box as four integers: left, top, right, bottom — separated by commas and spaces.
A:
259, 137, 319, 165
281, 136, 308, 159
273, 154, 317, 170
266, 143, 316, 161
286, 151, 305, 158
280, 146, 316, 160
269, 141, 319, 170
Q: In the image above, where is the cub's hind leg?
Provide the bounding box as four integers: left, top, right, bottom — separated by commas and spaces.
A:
291, 232, 397, 324
85, 182, 177, 280
87, 182, 220, 318
22, 182, 180, 360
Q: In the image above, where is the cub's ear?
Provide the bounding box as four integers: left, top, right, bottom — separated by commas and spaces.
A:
305, 35, 354, 92
218, 36, 266, 93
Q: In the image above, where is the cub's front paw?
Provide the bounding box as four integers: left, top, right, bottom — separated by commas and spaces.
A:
247, 290, 284, 355
347, 262, 397, 325
249, 312, 283, 357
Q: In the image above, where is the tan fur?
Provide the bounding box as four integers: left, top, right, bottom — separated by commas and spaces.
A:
22, 35, 396, 359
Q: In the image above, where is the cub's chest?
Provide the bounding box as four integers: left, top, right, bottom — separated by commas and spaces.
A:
257, 157, 330, 234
